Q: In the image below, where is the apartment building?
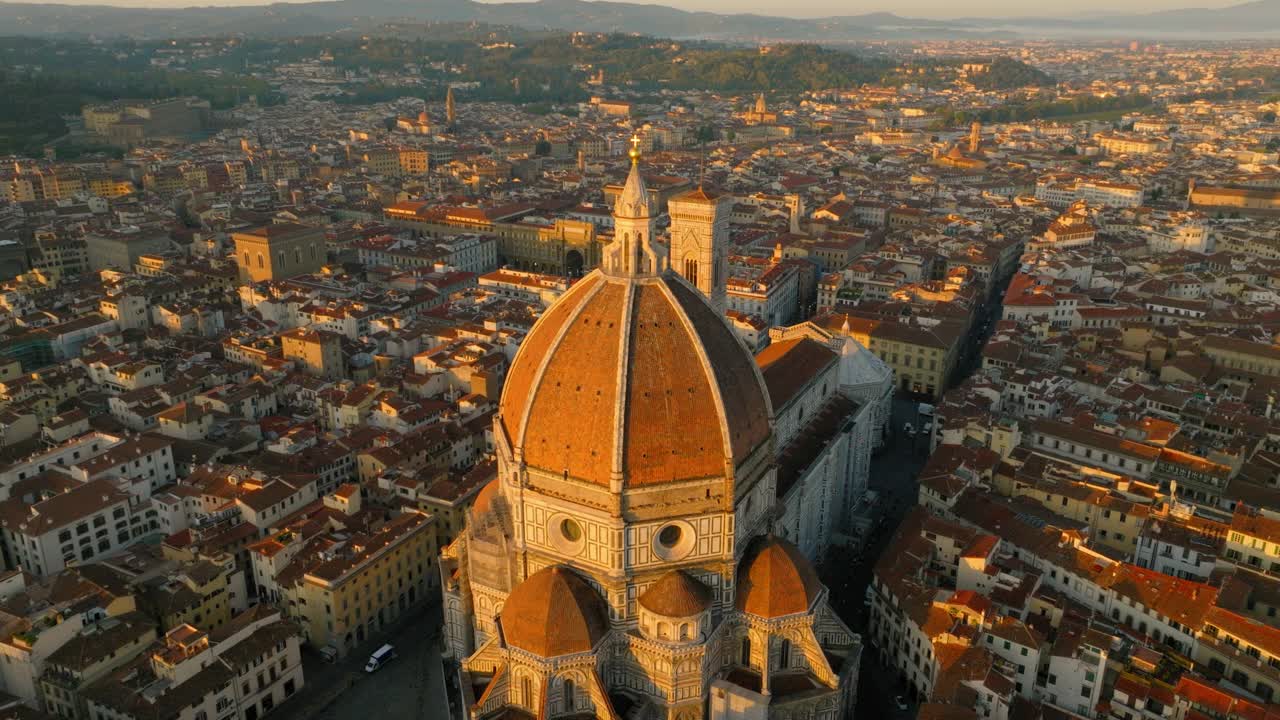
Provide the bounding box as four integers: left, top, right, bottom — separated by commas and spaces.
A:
0, 477, 160, 577
280, 510, 436, 656
39, 613, 158, 720
1224, 505, 1280, 575
85, 609, 304, 720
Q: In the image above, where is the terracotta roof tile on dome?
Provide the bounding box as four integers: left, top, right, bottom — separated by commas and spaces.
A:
638, 570, 713, 617
500, 273, 603, 444
736, 535, 823, 618
624, 282, 726, 482
470, 478, 499, 518
498, 271, 771, 487
499, 566, 608, 657
663, 277, 772, 463
520, 279, 627, 483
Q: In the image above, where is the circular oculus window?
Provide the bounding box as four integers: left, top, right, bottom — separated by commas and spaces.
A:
548, 514, 586, 555
652, 520, 695, 561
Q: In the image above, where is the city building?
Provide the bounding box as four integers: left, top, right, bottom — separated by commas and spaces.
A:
84, 609, 304, 720
233, 224, 326, 283
440, 143, 861, 720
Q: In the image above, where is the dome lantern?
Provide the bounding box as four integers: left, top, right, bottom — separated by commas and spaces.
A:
603, 134, 666, 278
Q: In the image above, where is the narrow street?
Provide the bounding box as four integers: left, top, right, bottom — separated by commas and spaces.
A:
818, 396, 930, 719
275, 602, 451, 720
824, 286, 1007, 719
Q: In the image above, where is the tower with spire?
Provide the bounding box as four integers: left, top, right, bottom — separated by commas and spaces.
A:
445, 86, 456, 128
602, 135, 665, 277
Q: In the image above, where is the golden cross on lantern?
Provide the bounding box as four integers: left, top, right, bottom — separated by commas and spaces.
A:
629, 134, 641, 152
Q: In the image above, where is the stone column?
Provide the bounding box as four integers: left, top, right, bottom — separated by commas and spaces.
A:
760, 632, 771, 697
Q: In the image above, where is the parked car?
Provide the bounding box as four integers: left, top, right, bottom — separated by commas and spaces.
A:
895, 696, 909, 711
903, 422, 916, 437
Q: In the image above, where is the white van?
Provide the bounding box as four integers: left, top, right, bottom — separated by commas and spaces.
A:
364, 643, 396, 673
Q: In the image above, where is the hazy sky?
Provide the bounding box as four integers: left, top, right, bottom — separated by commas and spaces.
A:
6, 0, 1239, 19
474, 0, 1236, 19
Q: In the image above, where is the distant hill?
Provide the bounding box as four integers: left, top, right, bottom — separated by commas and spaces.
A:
1136, 0, 1280, 31
0, 0, 965, 39
0, 0, 1276, 39
0, 0, 962, 39
971, 0, 1280, 33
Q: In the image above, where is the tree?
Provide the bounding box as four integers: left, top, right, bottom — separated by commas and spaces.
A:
534, 139, 552, 156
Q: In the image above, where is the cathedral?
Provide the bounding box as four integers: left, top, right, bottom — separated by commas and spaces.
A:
439, 138, 865, 720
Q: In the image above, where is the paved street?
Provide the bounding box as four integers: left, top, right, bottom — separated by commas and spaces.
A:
816, 395, 929, 720
828, 287, 1005, 720
275, 602, 451, 720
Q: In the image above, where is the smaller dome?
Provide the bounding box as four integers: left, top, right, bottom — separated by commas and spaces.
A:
471, 478, 499, 518
500, 566, 609, 657
736, 535, 822, 618
639, 570, 713, 617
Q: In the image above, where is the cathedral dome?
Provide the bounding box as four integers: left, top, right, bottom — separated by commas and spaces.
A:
639, 570, 713, 617
498, 270, 772, 488
735, 535, 823, 618
500, 566, 609, 657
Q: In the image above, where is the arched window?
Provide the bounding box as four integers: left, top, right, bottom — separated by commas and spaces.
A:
679, 623, 691, 640
277, 250, 285, 268
294, 247, 301, 265
658, 621, 670, 639
741, 636, 751, 666
563, 678, 575, 711
257, 253, 264, 269
780, 638, 792, 668
684, 258, 698, 284
521, 677, 533, 708
242, 252, 249, 266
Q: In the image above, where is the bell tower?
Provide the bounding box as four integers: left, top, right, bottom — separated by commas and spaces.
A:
668, 185, 730, 314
